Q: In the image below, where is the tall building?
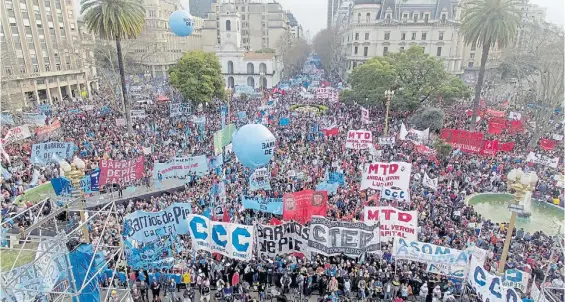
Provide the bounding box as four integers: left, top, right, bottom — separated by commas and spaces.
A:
201, 0, 291, 52
342, 0, 464, 75
189, 0, 216, 18
327, 0, 342, 28
127, 0, 203, 78
0, 0, 99, 110
286, 11, 303, 40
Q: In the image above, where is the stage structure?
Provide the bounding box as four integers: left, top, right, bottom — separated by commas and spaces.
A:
0, 197, 134, 302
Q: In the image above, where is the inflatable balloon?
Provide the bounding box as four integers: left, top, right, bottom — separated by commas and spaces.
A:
232, 124, 276, 169
169, 10, 194, 37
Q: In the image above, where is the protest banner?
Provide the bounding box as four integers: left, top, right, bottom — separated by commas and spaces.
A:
187, 214, 254, 261
423, 173, 438, 190
364, 206, 418, 242
322, 127, 339, 136
279, 117, 291, 126
361, 107, 370, 123
539, 138, 556, 151
378, 137, 395, 146
502, 269, 530, 291
169, 102, 191, 117
328, 171, 345, 185
1, 125, 31, 145
241, 196, 283, 214
130, 109, 147, 119
498, 142, 515, 152
99, 156, 145, 185
393, 237, 470, 279
467, 256, 519, 302
345, 130, 373, 150
0, 113, 14, 125
35, 119, 62, 141
316, 181, 339, 195
380, 187, 410, 202
256, 222, 308, 259
124, 235, 176, 270
316, 87, 329, 98
80, 105, 94, 111
486, 109, 505, 118
415, 144, 436, 156
115, 118, 126, 126
360, 162, 412, 190
123, 203, 193, 242
308, 216, 381, 257
399, 123, 429, 145
152, 155, 209, 179
440, 128, 484, 153
283, 190, 328, 224
22, 112, 47, 126
481, 140, 499, 155
526, 152, 559, 169
31, 142, 75, 165
508, 111, 521, 120
249, 168, 271, 191
213, 123, 236, 155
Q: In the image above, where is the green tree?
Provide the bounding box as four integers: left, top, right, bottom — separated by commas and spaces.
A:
81, 0, 145, 134
312, 27, 344, 78
409, 108, 445, 131
276, 32, 311, 78
169, 51, 225, 104
434, 139, 453, 158
461, 0, 521, 127
346, 46, 469, 110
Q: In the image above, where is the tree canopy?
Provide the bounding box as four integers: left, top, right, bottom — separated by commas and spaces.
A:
344, 46, 470, 110
312, 27, 344, 79
169, 51, 225, 104
409, 107, 445, 131
276, 32, 311, 78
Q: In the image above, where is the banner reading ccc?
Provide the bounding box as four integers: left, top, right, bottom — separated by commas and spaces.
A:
187, 214, 254, 261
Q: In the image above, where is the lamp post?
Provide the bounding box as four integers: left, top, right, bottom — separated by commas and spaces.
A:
384, 90, 395, 135
499, 168, 538, 274
260, 71, 265, 98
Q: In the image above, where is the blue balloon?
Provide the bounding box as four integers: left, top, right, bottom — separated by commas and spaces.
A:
169, 10, 194, 37
232, 124, 276, 169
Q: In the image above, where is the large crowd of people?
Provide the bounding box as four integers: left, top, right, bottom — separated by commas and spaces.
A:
1, 56, 563, 302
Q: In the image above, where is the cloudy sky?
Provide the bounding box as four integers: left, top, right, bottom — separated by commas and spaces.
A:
275, 0, 564, 36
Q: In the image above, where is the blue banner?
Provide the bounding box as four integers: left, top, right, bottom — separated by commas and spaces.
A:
90, 169, 100, 192
152, 155, 209, 179
31, 142, 75, 165
0, 113, 14, 125
249, 168, 271, 191
279, 117, 290, 126
99, 106, 112, 115
316, 181, 339, 195
221, 109, 226, 129
22, 113, 46, 126
209, 154, 224, 169
38, 104, 52, 114
241, 196, 283, 215
329, 172, 345, 185
124, 234, 177, 270
238, 111, 247, 121
122, 203, 193, 243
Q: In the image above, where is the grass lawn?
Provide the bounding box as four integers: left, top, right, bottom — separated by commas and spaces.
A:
0, 242, 38, 272
13, 182, 56, 205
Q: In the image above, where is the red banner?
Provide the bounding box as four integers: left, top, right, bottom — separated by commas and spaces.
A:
481, 140, 499, 156
508, 120, 524, 134
498, 142, 515, 152
485, 109, 506, 118
99, 156, 145, 185
540, 138, 557, 151
35, 119, 62, 141
440, 129, 484, 153
282, 190, 328, 224
488, 119, 506, 135
415, 144, 436, 156
323, 127, 339, 136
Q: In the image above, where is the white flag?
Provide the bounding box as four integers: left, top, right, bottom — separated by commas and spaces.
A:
361, 107, 370, 124
423, 172, 438, 190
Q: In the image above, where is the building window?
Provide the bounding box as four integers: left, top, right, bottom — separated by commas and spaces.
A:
386, 14, 391, 20
471, 43, 476, 51
441, 14, 447, 21
436, 47, 442, 56
364, 32, 369, 40
383, 47, 389, 55
226, 20, 231, 31
149, 10, 155, 17
401, 33, 406, 40
354, 46, 358, 54
439, 32, 444, 40
384, 32, 390, 40
402, 14, 408, 20
413, 14, 418, 22
355, 32, 359, 40
33, 64, 39, 72
424, 14, 429, 23
45, 63, 50, 71
246, 62, 254, 74
357, 13, 361, 23
56, 63, 61, 70
227, 61, 233, 73
20, 65, 26, 73
421, 33, 427, 40
400, 47, 405, 51
411, 32, 416, 40
470, 53, 475, 59
365, 13, 370, 23
4, 66, 12, 75
363, 47, 368, 57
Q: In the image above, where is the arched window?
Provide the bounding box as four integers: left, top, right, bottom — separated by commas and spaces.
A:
259, 63, 267, 74
357, 13, 361, 23
227, 61, 234, 74
226, 20, 231, 31
246, 62, 254, 74
366, 13, 371, 22
247, 76, 255, 88
227, 76, 234, 88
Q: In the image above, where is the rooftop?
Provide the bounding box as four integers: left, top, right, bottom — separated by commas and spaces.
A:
244, 52, 276, 60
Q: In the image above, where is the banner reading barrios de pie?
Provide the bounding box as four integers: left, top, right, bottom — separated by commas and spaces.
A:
99, 156, 145, 185
360, 162, 411, 190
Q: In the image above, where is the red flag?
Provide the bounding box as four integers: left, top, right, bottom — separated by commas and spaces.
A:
322, 127, 339, 136
440, 128, 484, 153
540, 138, 557, 151
508, 120, 524, 134
498, 142, 515, 152
481, 140, 499, 155
488, 120, 506, 135
282, 190, 328, 224
270, 217, 283, 225
222, 209, 230, 222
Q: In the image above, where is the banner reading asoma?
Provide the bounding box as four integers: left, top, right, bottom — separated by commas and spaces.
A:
282, 190, 328, 224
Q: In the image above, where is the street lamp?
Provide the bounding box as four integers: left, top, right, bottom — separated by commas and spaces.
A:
384, 90, 395, 135
499, 168, 538, 274
260, 71, 265, 97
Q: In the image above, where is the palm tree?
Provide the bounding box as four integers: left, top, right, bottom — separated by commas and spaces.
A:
461, 0, 521, 127
81, 0, 145, 134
